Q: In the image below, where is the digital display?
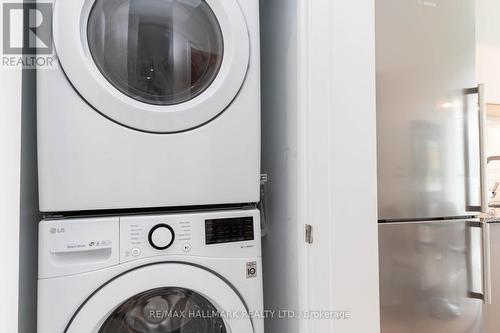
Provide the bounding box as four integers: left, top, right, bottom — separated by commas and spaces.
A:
205, 216, 254, 245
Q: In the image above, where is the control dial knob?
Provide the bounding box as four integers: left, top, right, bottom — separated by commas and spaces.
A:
148, 224, 175, 250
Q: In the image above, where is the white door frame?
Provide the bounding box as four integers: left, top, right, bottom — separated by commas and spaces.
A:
296, 1, 380, 332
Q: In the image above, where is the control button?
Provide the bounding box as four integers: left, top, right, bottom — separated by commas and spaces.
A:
182, 243, 192, 252
131, 247, 141, 257
148, 224, 175, 250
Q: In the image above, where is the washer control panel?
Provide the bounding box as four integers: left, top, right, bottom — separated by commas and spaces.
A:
39, 210, 260, 278
120, 209, 260, 263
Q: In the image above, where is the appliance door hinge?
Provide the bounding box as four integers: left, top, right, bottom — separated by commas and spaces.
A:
305, 224, 313, 244
260, 173, 268, 185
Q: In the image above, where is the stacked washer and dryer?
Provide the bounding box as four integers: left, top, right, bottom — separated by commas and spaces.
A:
36, 0, 263, 332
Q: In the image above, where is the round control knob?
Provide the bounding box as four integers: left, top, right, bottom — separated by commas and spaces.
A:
148, 224, 175, 250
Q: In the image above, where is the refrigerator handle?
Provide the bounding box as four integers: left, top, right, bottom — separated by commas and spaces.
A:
468, 220, 492, 304
482, 221, 492, 305
478, 83, 488, 214
464, 84, 488, 213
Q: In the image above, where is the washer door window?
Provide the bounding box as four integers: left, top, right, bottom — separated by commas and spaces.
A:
65, 264, 254, 333
99, 287, 227, 332
54, 0, 250, 133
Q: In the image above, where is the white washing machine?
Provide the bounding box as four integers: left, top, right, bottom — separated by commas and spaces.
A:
38, 209, 264, 333
37, 0, 260, 212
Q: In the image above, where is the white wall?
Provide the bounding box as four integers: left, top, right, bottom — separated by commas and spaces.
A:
478, 1, 500, 188
486, 114, 500, 193
476, 0, 500, 45
0, 50, 23, 333
0, 4, 40, 331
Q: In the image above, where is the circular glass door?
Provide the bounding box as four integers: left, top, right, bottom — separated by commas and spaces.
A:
53, 0, 250, 132
87, 0, 224, 106
65, 263, 253, 333
99, 287, 227, 332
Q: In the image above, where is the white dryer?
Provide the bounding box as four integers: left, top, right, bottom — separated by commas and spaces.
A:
37, 0, 260, 212
38, 209, 264, 333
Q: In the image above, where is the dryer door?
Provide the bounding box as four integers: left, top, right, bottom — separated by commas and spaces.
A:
65, 263, 254, 333
53, 0, 250, 133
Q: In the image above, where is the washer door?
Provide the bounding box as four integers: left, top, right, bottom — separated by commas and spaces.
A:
66, 263, 254, 333
54, 0, 250, 133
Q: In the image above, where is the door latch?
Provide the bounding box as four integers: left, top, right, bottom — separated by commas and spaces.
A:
305, 224, 313, 244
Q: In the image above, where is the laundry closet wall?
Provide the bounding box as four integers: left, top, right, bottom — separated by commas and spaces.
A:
0, 49, 23, 333
18, 63, 41, 333
0, 0, 41, 331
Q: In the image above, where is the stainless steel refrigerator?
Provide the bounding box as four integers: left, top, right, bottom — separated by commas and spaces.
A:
376, 0, 492, 332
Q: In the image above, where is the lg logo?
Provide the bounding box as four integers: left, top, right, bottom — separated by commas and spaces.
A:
2, 2, 52, 55
49, 227, 65, 234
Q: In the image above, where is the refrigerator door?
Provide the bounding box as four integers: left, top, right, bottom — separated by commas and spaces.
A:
379, 220, 487, 333
376, 0, 480, 220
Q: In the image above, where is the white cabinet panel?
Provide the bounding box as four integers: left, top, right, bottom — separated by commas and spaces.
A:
477, 45, 500, 104
476, 0, 500, 104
